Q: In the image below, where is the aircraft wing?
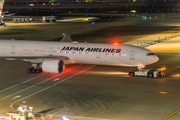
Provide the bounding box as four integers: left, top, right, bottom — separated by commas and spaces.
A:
2, 56, 69, 59
4, 13, 16, 17
3, 55, 73, 64
3, 15, 30, 19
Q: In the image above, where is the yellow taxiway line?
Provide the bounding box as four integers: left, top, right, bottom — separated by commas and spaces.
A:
163, 108, 180, 120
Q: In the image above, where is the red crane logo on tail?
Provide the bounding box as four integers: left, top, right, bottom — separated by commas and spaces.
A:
0, 6, 2, 12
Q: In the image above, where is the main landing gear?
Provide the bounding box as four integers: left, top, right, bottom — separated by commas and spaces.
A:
27, 64, 42, 73
27, 68, 42, 73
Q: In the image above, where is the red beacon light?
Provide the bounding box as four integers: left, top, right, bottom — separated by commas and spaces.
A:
114, 42, 118, 45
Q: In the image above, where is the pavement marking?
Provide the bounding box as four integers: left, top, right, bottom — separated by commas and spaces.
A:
10, 65, 96, 111
1, 64, 83, 100
59, 115, 116, 120
41, 114, 116, 120
10, 103, 16, 111
166, 65, 180, 74
163, 108, 180, 120
0, 72, 47, 93
12, 95, 21, 100
53, 78, 59, 81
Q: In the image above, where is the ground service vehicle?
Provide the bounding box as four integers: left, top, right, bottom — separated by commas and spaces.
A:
129, 68, 165, 78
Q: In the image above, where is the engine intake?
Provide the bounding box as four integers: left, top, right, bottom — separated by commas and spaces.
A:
42, 60, 65, 73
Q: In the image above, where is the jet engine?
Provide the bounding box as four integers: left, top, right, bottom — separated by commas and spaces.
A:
42, 60, 65, 73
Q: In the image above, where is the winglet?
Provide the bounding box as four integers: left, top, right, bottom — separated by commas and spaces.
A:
60, 33, 72, 42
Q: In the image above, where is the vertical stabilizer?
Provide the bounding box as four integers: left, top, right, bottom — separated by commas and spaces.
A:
0, 0, 5, 15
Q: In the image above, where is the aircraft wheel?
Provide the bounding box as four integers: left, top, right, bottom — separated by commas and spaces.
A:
35, 69, 40, 73
129, 72, 134, 77
31, 69, 36, 73
27, 68, 32, 73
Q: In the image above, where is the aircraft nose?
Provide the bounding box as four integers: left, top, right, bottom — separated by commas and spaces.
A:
146, 54, 159, 65
153, 55, 159, 63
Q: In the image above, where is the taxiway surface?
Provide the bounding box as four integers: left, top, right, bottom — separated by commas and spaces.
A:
0, 55, 180, 120
0, 13, 180, 120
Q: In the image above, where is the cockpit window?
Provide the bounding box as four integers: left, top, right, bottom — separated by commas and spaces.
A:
146, 53, 155, 56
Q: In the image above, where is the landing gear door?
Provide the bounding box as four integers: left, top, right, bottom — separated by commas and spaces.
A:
11, 46, 15, 54
130, 51, 135, 60
49, 47, 53, 56
96, 52, 101, 58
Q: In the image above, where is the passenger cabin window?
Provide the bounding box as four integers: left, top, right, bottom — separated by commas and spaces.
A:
146, 53, 155, 56
80, 52, 85, 54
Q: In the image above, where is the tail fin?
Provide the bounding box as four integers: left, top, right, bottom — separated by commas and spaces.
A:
0, 0, 5, 14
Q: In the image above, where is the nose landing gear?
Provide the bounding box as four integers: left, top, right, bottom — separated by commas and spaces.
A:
137, 66, 145, 70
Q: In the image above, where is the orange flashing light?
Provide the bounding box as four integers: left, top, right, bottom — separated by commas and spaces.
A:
161, 67, 166, 70
158, 67, 166, 71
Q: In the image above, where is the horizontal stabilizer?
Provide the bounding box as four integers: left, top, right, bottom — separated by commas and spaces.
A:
60, 34, 72, 42
4, 13, 15, 17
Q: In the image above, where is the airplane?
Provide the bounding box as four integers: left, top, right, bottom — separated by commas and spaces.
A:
0, 34, 159, 74
0, 0, 15, 21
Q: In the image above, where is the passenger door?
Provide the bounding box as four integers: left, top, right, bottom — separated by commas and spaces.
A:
96, 52, 101, 58
11, 46, 15, 54
130, 51, 135, 60
49, 47, 53, 56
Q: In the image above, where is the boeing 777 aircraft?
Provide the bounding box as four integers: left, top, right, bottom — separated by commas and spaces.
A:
0, 34, 159, 74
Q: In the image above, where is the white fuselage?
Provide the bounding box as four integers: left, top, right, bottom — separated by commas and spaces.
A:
0, 40, 159, 67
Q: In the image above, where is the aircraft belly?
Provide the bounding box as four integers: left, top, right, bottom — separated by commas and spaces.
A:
72, 54, 124, 66
123, 57, 143, 67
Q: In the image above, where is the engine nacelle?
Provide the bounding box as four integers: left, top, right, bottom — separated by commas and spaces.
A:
42, 60, 65, 73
